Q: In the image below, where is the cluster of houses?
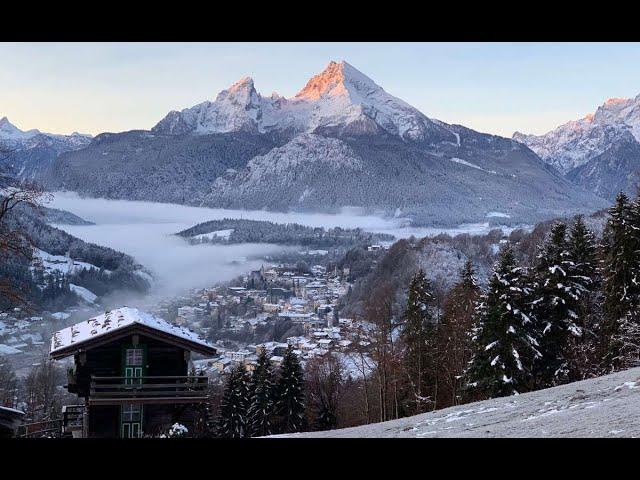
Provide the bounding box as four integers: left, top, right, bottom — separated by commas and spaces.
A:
143, 263, 371, 377
2, 259, 378, 437
194, 320, 361, 375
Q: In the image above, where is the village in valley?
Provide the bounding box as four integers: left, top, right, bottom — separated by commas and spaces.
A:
147, 260, 376, 382
0, 247, 386, 390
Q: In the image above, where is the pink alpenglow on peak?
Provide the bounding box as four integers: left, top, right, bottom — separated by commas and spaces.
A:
604, 97, 629, 106
152, 60, 458, 143
295, 60, 362, 101
514, 93, 640, 174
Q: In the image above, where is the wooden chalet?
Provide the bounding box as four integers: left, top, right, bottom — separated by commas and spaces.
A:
49, 307, 216, 438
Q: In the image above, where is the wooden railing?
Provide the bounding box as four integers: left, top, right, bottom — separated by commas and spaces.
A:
17, 419, 63, 438
90, 375, 209, 400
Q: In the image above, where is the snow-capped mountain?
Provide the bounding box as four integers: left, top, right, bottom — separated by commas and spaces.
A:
0, 116, 92, 179
513, 95, 640, 199
152, 61, 457, 144
43, 60, 608, 225
0, 116, 91, 153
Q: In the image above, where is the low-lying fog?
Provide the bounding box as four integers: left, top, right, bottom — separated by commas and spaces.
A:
47, 192, 503, 300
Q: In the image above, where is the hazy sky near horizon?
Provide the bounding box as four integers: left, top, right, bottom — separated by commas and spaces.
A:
2, 42, 640, 137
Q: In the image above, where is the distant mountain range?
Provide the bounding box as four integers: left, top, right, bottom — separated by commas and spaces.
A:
2, 61, 614, 225
514, 95, 640, 200
0, 116, 92, 179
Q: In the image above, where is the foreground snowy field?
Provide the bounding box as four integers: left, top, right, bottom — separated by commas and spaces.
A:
276, 367, 640, 437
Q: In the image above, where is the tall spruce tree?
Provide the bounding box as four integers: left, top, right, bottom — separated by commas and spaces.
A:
400, 269, 434, 413
216, 363, 250, 438
247, 350, 275, 437
565, 215, 600, 380
609, 194, 640, 369
601, 192, 640, 371
531, 222, 582, 387
465, 245, 540, 399
274, 346, 306, 434
438, 260, 480, 407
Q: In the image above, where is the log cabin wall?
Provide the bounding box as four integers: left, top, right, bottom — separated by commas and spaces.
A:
71, 333, 191, 437
72, 333, 189, 398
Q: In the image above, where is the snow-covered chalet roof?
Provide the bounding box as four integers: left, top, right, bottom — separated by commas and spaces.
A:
50, 306, 216, 358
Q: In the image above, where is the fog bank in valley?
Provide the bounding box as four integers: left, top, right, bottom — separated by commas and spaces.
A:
46, 192, 510, 301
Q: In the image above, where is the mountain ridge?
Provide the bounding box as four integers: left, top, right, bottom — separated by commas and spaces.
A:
14, 60, 609, 225
513, 94, 640, 199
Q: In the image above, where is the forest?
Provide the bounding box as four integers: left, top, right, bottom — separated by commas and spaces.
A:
176, 218, 394, 248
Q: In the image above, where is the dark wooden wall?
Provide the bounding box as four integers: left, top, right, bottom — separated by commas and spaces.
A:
73, 333, 189, 397
71, 332, 192, 438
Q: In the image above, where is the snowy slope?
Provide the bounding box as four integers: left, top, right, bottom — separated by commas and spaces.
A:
153, 61, 457, 144
32, 248, 109, 275
69, 283, 98, 303
514, 95, 640, 174
275, 367, 640, 437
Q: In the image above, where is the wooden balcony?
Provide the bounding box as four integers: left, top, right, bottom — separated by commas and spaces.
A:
89, 375, 210, 405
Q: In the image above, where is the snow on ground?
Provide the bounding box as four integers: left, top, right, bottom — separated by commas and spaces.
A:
192, 229, 235, 241
449, 157, 497, 175
32, 248, 107, 275
273, 367, 640, 438
0, 344, 22, 355
299, 249, 329, 256
486, 211, 511, 218
69, 284, 98, 303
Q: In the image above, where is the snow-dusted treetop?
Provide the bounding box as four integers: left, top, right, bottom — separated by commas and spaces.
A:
50, 306, 215, 358
513, 95, 640, 173
152, 60, 458, 143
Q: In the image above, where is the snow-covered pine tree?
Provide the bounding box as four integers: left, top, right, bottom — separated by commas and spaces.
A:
273, 346, 305, 434
215, 363, 250, 438
247, 350, 275, 437
530, 222, 582, 388
438, 259, 480, 407
565, 215, 600, 380
465, 245, 540, 399
601, 192, 640, 371
609, 194, 640, 369
400, 268, 434, 413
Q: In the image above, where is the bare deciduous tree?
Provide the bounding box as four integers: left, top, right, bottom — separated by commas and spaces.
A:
0, 148, 49, 311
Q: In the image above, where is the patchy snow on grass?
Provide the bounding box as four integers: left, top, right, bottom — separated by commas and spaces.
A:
273, 367, 640, 438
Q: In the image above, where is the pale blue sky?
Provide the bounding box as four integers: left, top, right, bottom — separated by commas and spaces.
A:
1, 42, 639, 137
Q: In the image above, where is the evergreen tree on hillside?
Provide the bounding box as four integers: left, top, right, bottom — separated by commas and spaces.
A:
273, 346, 305, 434
608, 194, 640, 369
216, 363, 250, 438
247, 350, 275, 437
565, 215, 600, 380
601, 192, 640, 371
438, 260, 480, 407
400, 269, 434, 413
465, 245, 540, 399
530, 222, 582, 387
